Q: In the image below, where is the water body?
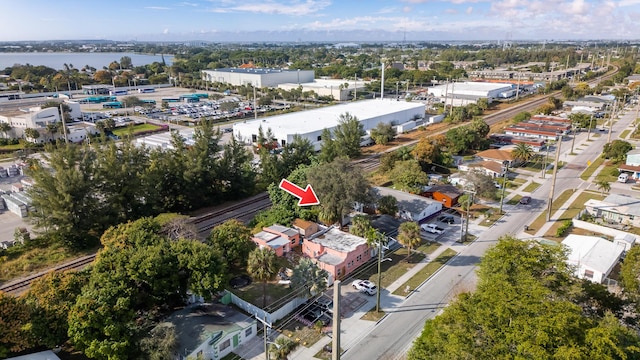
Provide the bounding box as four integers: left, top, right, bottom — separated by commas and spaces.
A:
0, 52, 174, 70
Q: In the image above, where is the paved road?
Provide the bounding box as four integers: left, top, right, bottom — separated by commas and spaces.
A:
343, 106, 638, 360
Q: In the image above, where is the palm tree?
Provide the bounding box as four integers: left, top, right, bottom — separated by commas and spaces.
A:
511, 143, 534, 166
247, 247, 277, 308
397, 222, 422, 258
596, 180, 611, 195
24, 128, 40, 143
269, 336, 296, 360
0, 122, 12, 139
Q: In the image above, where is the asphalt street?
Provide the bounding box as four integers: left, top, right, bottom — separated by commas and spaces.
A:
342, 105, 638, 360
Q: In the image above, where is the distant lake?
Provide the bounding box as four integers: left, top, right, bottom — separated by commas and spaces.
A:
0, 52, 174, 70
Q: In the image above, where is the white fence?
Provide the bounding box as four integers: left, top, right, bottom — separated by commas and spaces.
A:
572, 219, 638, 243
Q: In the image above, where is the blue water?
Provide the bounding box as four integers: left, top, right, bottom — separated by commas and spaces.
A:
0, 52, 174, 70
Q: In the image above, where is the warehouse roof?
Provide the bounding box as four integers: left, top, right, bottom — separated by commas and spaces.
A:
204, 68, 301, 75
233, 99, 424, 137
431, 81, 512, 93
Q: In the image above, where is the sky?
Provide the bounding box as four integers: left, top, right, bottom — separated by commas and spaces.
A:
1, 0, 640, 42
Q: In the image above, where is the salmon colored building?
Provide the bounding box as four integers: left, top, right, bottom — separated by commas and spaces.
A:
302, 227, 374, 283
251, 224, 300, 257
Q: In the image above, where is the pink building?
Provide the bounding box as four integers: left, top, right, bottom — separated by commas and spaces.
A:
302, 227, 374, 283
251, 224, 300, 257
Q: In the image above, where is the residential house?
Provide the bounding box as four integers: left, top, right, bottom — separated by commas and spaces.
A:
474, 149, 517, 167
373, 186, 443, 222
251, 224, 300, 257
458, 161, 506, 178
302, 226, 373, 283
421, 184, 463, 208
618, 149, 640, 180
562, 234, 625, 284
489, 134, 546, 152
162, 303, 257, 360
584, 194, 640, 227
292, 218, 319, 239
503, 125, 561, 141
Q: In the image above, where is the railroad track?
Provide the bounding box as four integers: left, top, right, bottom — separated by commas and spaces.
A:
0, 254, 96, 295
194, 192, 273, 237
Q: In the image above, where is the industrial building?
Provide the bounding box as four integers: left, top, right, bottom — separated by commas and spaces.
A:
428, 81, 514, 104
201, 68, 315, 87
232, 99, 425, 151
278, 78, 368, 101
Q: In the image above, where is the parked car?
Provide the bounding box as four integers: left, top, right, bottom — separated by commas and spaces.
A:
315, 296, 333, 312
519, 196, 532, 205
437, 215, 455, 224
302, 306, 325, 324
421, 223, 445, 234
352, 280, 377, 295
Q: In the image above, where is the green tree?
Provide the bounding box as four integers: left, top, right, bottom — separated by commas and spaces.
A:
269, 336, 297, 360
596, 180, 611, 195
23, 270, 89, 348
397, 221, 421, 258
318, 128, 338, 163
138, 325, 178, 360
23, 127, 40, 142
207, 219, 255, 269
377, 195, 398, 216
602, 140, 633, 164
512, 142, 534, 165
0, 293, 33, 357
119, 56, 133, 69
513, 111, 531, 124
370, 122, 397, 145
247, 247, 278, 308
27, 144, 101, 248
171, 239, 227, 301
389, 159, 428, 194
219, 136, 257, 199
281, 134, 315, 176
0, 122, 12, 138
333, 112, 365, 158
291, 258, 328, 297
620, 246, 640, 307
307, 158, 371, 225
350, 215, 372, 237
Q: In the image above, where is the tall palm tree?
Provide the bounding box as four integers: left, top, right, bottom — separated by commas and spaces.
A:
247, 247, 277, 308
596, 180, 611, 195
511, 143, 534, 166
0, 122, 11, 139
397, 221, 422, 258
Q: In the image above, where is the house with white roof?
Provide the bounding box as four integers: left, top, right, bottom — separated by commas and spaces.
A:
5, 351, 61, 360
251, 224, 300, 257
373, 186, 443, 222
561, 234, 625, 284
584, 194, 640, 227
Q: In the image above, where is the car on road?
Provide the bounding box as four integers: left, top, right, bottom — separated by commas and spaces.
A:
437, 215, 455, 224
519, 196, 532, 205
421, 223, 445, 234
352, 280, 377, 295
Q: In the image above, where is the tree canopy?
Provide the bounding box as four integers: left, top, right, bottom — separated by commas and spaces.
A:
409, 236, 640, 360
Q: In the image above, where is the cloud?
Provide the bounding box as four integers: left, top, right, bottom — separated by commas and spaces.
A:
208, 0, 331, 16
377, 6, 398, 14
466, 6, 473, 14
163, 28, 170, 34
178, 2, 199, 6
145, 6, 171, 10
445, 8, 458, 14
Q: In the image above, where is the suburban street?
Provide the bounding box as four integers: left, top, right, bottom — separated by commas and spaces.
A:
342, 105, 639, 360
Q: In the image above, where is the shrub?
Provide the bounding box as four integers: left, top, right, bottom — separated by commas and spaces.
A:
556, 220, 573, 237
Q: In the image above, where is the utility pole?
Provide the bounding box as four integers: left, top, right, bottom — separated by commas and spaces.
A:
515, 72, 522, 101
354, 74, 357, 101
380, 62, 385, 100
541, 142, 551, 179
332, 280, 341, 360
256, 315, 271, 360
465, 190, 475, 240
607, 99, 617, 143
59, 103, 68, 144
570, 125, 577, 155
376, 240, 383, 312
546, 137, 562, 221
587, 114, 593, 141
499, 161, 509, 214
254, 85, 258, 121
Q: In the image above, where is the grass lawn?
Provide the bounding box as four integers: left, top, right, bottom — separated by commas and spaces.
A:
521, 159, 547, 172
620, 129, 631, 139
0, 143, 26, 151
580, 156, 604, 180
507, 194, 523, 205
595, 162, 622, 183
522, 181, 541, 193
415, 241, 441, 255
543, 191, 606, 239
477, 208, 503, 227
361, 305, 385, 321
112, 123, 163, 137
0, 240, 97, 284
510, 177, 527, 186
392, 248, 457, 296
353, 249, 426, 289
525, 189, 574, 235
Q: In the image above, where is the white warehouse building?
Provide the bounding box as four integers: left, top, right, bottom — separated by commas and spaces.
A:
430, 81, 514, 104
201, 68, 315, 87
278, 78, 368, 101
233, 99, 425, 150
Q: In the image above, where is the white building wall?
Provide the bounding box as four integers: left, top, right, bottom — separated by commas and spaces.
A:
202, 69, 314, 87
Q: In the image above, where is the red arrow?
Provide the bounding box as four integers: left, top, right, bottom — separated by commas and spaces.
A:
278, 179, 320, 206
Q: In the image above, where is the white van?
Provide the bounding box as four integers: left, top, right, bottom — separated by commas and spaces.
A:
618, 173, 629, 183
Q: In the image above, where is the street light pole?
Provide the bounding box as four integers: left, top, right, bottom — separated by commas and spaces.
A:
499, 162, 509, 214
587, 114, 593, 141
376, 240, 382, 312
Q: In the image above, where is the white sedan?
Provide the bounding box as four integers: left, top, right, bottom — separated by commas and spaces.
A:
352, 279, 377, 296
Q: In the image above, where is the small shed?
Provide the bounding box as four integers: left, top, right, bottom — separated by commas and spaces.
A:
421, 185, 463, 208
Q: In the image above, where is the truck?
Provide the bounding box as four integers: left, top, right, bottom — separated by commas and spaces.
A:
421, 223, 445, 234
